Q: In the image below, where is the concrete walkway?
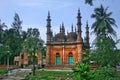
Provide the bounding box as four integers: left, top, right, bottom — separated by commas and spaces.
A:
1, 68, 32, 80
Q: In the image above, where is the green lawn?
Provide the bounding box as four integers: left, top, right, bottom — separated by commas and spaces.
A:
26, 70, 73, 80
25, 69, 120, 80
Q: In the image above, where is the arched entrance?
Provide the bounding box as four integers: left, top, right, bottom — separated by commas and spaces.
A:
68, 52, 73, 65
56, 53, 60, 65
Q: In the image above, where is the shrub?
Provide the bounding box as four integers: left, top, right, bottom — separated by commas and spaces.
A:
73, 63, 120, 80
94, 66, 120, 80
73, 63, 94, 80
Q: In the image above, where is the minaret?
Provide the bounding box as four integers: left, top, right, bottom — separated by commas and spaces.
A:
77, 9, 82, 42
75, 27, 76, 33
61, 23, 65, 34
85, 21, 90, 48
71, 24, 73, 32
76, 9, 83, 63
60, 25, 62, 33
46, 11, 52, 43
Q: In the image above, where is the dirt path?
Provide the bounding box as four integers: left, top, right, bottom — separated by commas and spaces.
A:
1, 68, 32, 80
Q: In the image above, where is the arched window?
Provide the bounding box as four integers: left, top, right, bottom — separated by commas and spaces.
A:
68, 52, 73, 65
56, 53, 60, 65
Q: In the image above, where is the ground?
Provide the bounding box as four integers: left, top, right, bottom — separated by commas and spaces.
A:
1, 68, 32, 80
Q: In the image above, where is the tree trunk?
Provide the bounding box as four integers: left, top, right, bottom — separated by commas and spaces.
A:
33, 52, 35, 75
7, 55, 9, 70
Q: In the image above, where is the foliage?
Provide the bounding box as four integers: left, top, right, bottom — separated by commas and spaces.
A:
22, 28, 44, 75
85, 0, 93, 5
11, 13, 22, 34
27, 28, 40, 38
91, 5, 117, 40
73, 63, 94, 80
90, 4, 120, 67
93, 66, 120, 80
73, 63, 120, 80
0, 19, 7, 44
0, 13, 23, 65
22, 37, 44, 55
0, 14, 46, 66
91, 37, 120, 67
82, 49, 91, 64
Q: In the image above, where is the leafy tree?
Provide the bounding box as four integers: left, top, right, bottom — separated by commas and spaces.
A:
9, 13, 23, 60
27, 28, 40, 38
22, 28, 44, 75
0, 20, 7, 64
0, 28, 23, 65
92, 37, 120, 67
0, 32, 12, 69
11, 13, 22, 35
94, 65, 120, 80
0, 19, 7, 44
90, 5, 120, 67
21, 31, 27, 42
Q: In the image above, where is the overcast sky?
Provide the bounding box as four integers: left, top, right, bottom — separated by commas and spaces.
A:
0, 0, 120, 48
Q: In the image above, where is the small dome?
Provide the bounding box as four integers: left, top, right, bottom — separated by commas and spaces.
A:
67, 32, 77, 41
54, 33, 66, 42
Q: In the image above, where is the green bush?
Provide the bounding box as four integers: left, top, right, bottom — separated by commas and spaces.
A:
73, 63, 120, 80
94, 66, 120, 80
73, 63, 94, 80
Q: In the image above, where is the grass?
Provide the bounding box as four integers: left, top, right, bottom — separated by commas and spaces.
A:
26, 69, 73, 80
0, 69, 7, 78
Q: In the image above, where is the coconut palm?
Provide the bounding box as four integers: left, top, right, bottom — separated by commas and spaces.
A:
85, 0, 93, 5
91, 5, 117, 39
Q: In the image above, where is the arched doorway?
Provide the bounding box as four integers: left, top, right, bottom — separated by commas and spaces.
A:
56, 53, 60, 65
68, 52, 73, 65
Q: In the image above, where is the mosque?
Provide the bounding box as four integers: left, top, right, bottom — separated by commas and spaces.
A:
45, 9, 90, 68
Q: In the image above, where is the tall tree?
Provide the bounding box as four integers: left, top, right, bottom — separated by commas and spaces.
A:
11, 13, 22, 35
2, 29, 21, 64
27, 28, 40, 38
90, 5, 120, 67
0, 20, 7, 65
22, 28, 44, 75
0, 19, 7, 44
91, 37, 120, 67
91, 5, 117, 40
10, 13, 23, 57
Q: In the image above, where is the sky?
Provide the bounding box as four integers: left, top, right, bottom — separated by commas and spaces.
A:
0, 0, 120, 48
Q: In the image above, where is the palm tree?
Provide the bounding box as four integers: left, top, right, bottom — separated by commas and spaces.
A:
85, 0, 93, 5
91, 5, 117, 39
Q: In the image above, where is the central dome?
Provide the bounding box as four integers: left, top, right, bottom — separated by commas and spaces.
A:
67, 32, 77, 41
54, 33, 66, 42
